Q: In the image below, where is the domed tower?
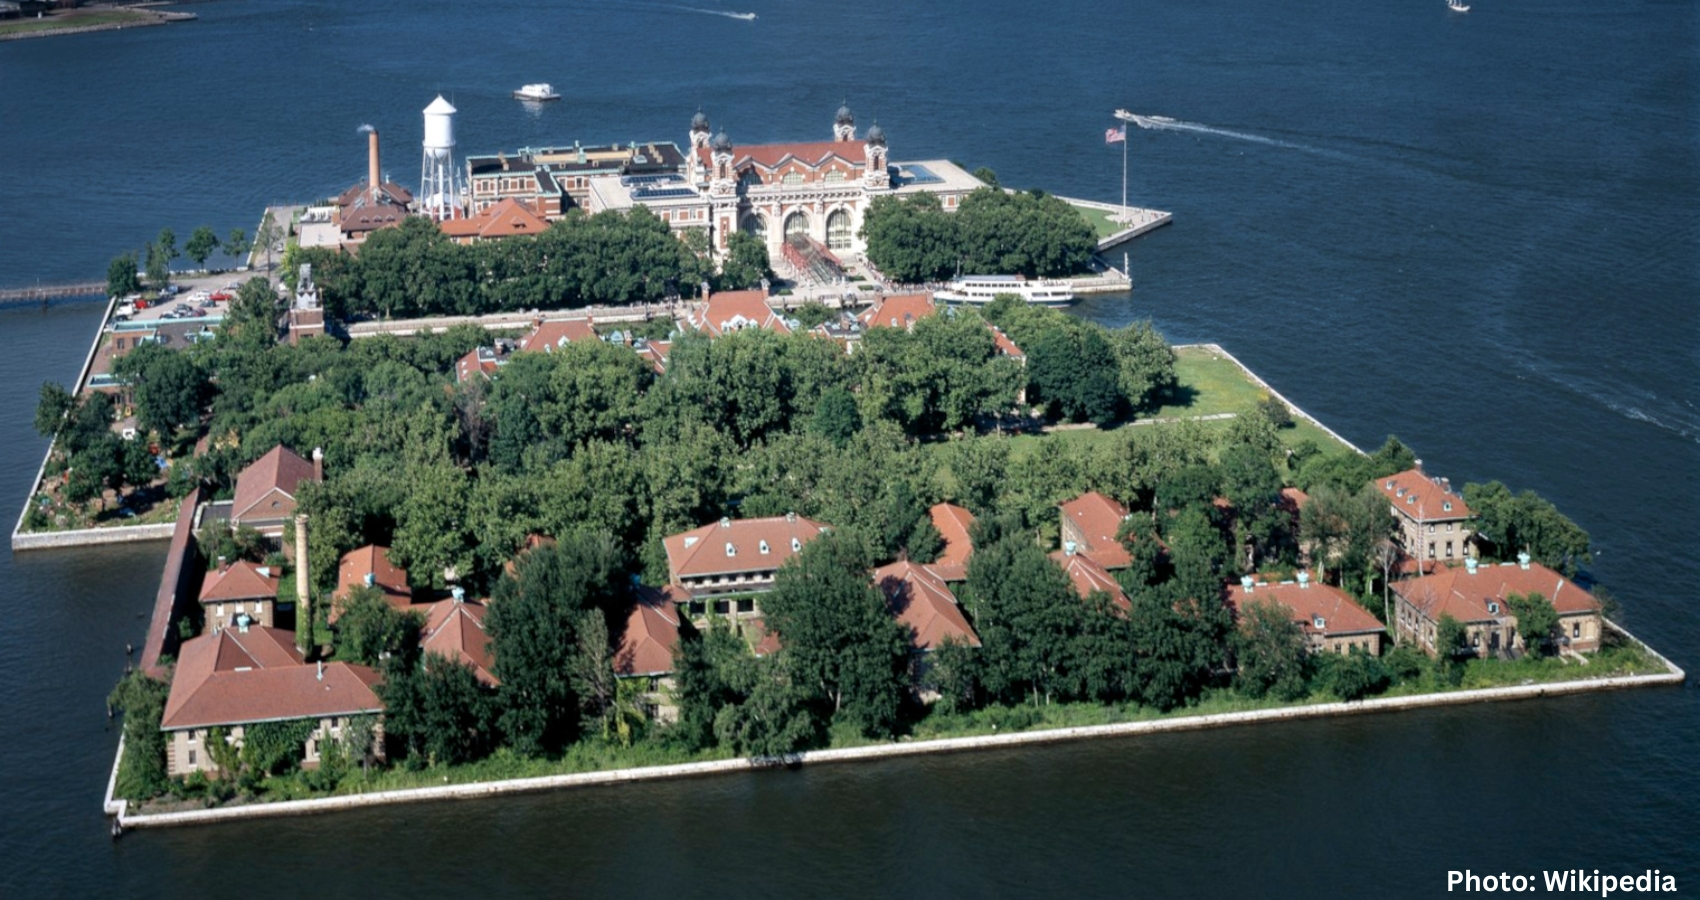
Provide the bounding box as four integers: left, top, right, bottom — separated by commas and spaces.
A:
709, 131, 736, 197
833, 104, 856, 143
862, 122, 890, 189
689, 109, 712, 150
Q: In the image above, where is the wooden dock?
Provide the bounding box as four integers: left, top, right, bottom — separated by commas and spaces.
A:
0, 282, 107, 305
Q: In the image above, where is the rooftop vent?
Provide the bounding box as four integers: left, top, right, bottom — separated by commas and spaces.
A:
1517, 551, 1531, 570
364, 572, 375, 587
759, 540, 770, 554
1297, 570, 1311, 588
725, 542, 736, 557
1465, 557, 1479, 574
1240, 574, 1255, 592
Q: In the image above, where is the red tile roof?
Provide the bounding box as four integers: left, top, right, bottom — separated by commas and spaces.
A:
695, 140, 866, 173
663, 514, 830, 580
857, 293, 937, 330
1059, 491, 1133, 569
519, 317, 598, 353
419, 596, 497, 686
987, 323, 1025, 360
873, 561, 980, 651
1377, 467, 1473, 522
439, 198, 550, 241
635, 338, 673, 374
927, 502, 975, 581
161, 627, 382, 730
617, 586, 687, 676
1226, 577, 1384, 639
231, 445, 319, 523
198, 561, 281, 604
1392, 560, 1600, 625
1048, 550, 1131, 611
330, 544, 411, 622
687, 291, 791, 338
455, 345, 511, 383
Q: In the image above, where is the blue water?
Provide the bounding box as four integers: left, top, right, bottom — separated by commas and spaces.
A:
1, 1, 1696, 896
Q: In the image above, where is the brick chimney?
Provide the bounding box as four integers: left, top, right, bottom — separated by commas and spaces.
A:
312, 446, 324, 483
294, 514, 310, 612
368, 128, 381, 203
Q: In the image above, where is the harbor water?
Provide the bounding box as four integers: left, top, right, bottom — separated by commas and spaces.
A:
0, 0, 1695, 895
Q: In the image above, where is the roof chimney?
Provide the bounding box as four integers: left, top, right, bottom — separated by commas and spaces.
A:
364, 572, 375, 587
294, 514, 310, 613
217, 555, 228, 571
1240, 574, 1255, 592
312, 447, 324, 482
1517, 551, 1531, 570
451, 585, 466, 603
368, 128, 381, 203
1064, 540, 1077, 556
1465, 556, 1479, 575
720, 516, 731, 528
1413, 458, 1423, 473
1297, 570, 1311, 589
316, 659, 324, 681
786, 511, 797, 523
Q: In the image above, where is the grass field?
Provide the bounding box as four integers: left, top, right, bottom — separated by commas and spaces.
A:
1072, 204, 1125, 240
1006, 344, 1356, 463
0, 9, 154, 37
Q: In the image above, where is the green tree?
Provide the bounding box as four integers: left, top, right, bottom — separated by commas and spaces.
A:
1025, 321, 1123, 425
1314, 647, 1390, 701
1464, 481, 1591, 574
255, 210, 284, 271
379, 656, 499, 766
761, 532, 911, 737
1109, 320, 1177, 413
712, 655, 821, 759
1233, 599, 1310, 701
717, 231, 772, 291
809, 387, 862, 447
670, 619, 753, 751
1508, 591, 1560, 657
107, 252, 142, 299
1435, 613, 1470, 685
156, 227, 179, 266
109, 670, 171, 800
112, 342, 209, 440
144, 240, 171, 288
390, 463, 474, 589
33, 382, 74, 439
185, 225, 220, 268
331, 586, 423, 666
963, 533, 1080, 705
485, 535, 628, 755
226, 228, 248, 265
222, 277, 281, 346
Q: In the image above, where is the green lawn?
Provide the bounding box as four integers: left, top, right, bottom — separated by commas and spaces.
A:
0, 9, 153, 37
1070, 204, 1125, 240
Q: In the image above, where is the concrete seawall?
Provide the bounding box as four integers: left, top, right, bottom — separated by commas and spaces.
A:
105, 622, 1683, 831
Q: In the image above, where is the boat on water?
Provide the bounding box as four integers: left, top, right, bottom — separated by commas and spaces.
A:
1446, 0, 1469, 11
513, 83, 561, 101
934, 275, 1076, 308
730, 12, 757, 20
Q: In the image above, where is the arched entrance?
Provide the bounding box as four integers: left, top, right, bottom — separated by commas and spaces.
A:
739, 213, 766, 240
825, 209, 852, 251
783, 211, 810, 241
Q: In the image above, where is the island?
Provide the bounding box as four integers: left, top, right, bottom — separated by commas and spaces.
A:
19, 103, 1675, 830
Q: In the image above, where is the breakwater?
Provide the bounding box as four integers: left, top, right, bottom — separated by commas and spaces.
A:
104, 619, 1683, 831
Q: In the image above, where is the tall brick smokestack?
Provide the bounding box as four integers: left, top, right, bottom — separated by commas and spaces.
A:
294, 514, 311, 642
368, 128, 381, 203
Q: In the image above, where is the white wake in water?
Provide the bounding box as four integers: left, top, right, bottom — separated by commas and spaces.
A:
668, 5, 756, 19
1126, 114, 1352, 160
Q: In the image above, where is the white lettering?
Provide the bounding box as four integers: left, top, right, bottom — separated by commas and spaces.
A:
1448, 871, 1464, 891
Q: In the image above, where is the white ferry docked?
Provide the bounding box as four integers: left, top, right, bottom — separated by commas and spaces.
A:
934, 275, 1077, 307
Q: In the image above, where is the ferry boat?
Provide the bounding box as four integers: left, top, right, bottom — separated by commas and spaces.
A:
934, 275, 1077, 308
1446, 0, 1469, 11
513, 83, 561, 102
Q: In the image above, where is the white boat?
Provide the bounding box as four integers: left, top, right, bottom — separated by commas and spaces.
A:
934, 275, 1076, 308
1446, 0, 1469, 11
513, 83, 561, 101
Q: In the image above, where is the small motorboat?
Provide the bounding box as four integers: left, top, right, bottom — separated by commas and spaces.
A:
513, 83, 561, 102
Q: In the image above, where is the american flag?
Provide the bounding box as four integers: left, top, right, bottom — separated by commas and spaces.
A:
1105, 125, 1126, 144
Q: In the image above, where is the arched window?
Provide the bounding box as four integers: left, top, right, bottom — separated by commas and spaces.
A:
826, 210, 853, 251
783, 212, 810, 240
740, 213, 766, 240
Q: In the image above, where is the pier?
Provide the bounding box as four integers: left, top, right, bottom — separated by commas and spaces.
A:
0, 282, 107, 307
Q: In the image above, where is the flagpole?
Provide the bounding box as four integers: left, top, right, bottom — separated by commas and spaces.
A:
1121, 127, 1128, 218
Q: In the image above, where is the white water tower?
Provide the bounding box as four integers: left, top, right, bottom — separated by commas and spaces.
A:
420, 95, 462, 220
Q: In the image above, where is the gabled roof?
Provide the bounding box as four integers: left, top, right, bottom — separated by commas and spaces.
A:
439, 198, 550, 241
1048, 550, 1131, 611
419, 596, 497, 686
231, 445, 318, 522
519, 317, 598, 353
686, 291, 791, 338
335, 181, 413, 208
455, 344, 511, 383
874, 561, 980, 651
1227, 578, 1384, 638
161, 627, 382, 730
696, 140, 867, 172
927, 502, 975, 582
634, 338, 672, 374
1392, 560, 1600, 625
617, 586, 687, 677
857, 293, 937, 330
986, 323, 1025, 359
1059, 491, 1133, 569
198, 560, 281, 604
1377, 467, 1472, 522
664, 514, 830, 580
331, 544, 411, 620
